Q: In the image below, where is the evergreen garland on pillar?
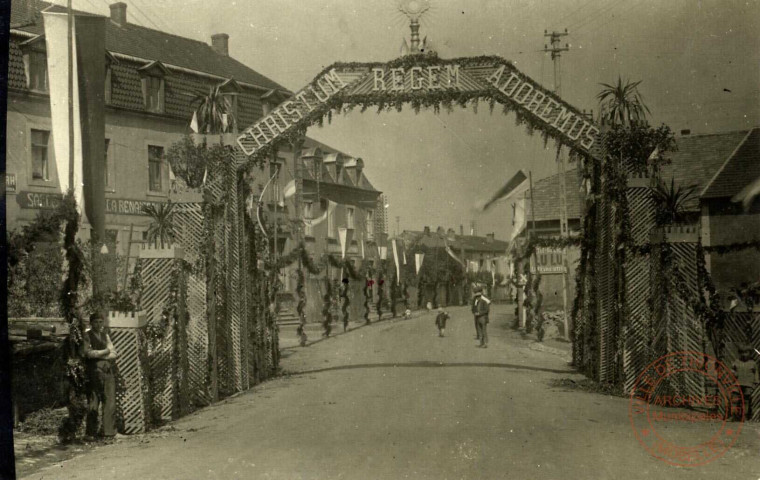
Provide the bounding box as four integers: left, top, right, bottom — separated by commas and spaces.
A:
322, 276, 333, 337
296, 267, 307, 346
340, 279, 350, 332
390, 274, 398, 318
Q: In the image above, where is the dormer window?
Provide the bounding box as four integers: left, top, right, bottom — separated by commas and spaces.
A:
21, 36, 48, 93
138, 61, 169, 114
218, 79, 241, 133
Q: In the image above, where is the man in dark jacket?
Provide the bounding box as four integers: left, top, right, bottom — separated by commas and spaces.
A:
471, 285, 481, 341
81, 313, 118, 441
473, 287, 491, 348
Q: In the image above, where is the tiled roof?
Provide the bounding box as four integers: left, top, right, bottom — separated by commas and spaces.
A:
524, 168, 585, 222
300, 138, 379, 193
400, 230, 509, 254
11, 0, 289, 93
702, 128, 760, 199
659, 129, 751, 208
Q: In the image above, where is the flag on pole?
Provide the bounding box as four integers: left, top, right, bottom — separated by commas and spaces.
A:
415, 253, 424, 275
338, 227, 353, 259
360, 233, 366, 259
43, 8, 106, 236
442, 237, 465, 268
478, 170, 530, 212
510, 197, 527, 241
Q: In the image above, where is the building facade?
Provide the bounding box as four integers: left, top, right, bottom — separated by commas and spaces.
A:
6, 0, 291, 255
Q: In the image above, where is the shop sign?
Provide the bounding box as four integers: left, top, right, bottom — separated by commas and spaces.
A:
17, 191, 164, 216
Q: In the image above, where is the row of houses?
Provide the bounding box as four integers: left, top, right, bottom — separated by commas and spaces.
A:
6, 0, 387, 262
512, 128, 760, 309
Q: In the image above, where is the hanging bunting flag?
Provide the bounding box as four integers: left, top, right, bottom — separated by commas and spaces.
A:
392, 239, 401, 284
442, 237, 465, 268
378, 246, 388, 260
415, 252, 425, 275
360, 233, 366, 259
283, 179, 296, 199
338, 227, 354, 259
190, 111, 199, 134
510, 197, 527, 241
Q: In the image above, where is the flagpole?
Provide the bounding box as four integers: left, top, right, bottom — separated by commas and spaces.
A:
67, 0, 74, 189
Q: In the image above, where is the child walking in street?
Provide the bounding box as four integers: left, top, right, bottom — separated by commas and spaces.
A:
731, 344, 759, 421
435, 308, 450, 337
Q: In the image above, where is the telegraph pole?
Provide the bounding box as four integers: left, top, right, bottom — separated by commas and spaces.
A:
544, 29, 571, 341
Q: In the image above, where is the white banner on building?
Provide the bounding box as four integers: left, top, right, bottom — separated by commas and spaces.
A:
510, 197, 527, 241
43, 10, 83, 210
415, 252, 425, 275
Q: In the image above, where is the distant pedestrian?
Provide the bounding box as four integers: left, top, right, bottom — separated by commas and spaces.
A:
435, 308, 450, 337
473, 287, 491, 348
404, 308, 412, 319
81, 313, 118, 441
731, 344, 759, 421
471, 285, 481, 340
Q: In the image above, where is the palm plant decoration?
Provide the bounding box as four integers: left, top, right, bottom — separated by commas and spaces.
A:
651, 177, 699, 225
192, 85, 236, 134
142, 202, 176, 247
597, 77, 651, 126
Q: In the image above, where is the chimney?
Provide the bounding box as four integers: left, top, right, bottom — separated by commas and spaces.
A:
436, 226, 445, 235
211, 33, 230, 56
423, 226, 430, 235
486, 233, 495, 243
109, 2, 127, 27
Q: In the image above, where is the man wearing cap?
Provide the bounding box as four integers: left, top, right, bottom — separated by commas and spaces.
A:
81, 313, 118, 441
473, 286, 491, 348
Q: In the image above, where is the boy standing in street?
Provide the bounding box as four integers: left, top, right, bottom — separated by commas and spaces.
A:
81, 313, 118, 441
435, 307, 450, 337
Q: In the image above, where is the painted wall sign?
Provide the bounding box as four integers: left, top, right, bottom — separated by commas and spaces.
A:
236, 57, 603, 161
531, 247, 567, 274
17, 191, 164, 216
5, 174, 17, 193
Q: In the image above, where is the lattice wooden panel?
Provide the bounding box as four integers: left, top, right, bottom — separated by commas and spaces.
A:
670, 243, 704, 398
623, 253, 653, 395
111, 327, 149, 434
139, 256, 184, 422
174, 203, 210, 406
227, 161, 243, 392
626, 184, 656, 245
595, 191, 616, 382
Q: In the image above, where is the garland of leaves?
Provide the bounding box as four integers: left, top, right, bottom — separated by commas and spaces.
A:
376, 260, 386, 320
389, 274, 399, 318
295, 267, 307, 347
241, 53, 601, 173
322, 277, 333, 338
340, 279, 350, 332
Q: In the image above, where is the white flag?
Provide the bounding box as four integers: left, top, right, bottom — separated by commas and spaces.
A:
415, 252, 425, 275
283, 179, 296, 199
392, 239, 401, 284
510, 198, 526, 241
190, 111, 199, 133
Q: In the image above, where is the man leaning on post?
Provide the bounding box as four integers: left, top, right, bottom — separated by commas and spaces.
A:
81, 312, 118, 441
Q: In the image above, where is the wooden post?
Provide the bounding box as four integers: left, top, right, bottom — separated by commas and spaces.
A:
122, 223, 134, 290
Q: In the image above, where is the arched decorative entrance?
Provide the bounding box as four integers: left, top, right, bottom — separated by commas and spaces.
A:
234, 55, 602, 167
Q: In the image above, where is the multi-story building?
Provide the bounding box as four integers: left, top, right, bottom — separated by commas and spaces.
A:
6, 0, 291, 254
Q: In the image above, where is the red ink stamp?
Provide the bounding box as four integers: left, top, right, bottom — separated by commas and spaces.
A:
629, 351, 744, 467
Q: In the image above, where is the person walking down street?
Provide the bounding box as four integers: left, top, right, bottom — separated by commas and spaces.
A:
731, 344, 759, 421
435, 307, 450, 337
471, 286, 481, 341
473, 287, 491, 348
81, 313, 118, 441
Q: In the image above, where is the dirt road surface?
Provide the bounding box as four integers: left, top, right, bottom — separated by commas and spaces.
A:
20, 305, 760, 479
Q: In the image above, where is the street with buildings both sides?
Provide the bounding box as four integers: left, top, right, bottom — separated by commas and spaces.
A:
19, 304, 760, 480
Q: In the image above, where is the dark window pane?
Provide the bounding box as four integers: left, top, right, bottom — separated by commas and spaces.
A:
31, 129, 49, 180
148, 145, 163, 191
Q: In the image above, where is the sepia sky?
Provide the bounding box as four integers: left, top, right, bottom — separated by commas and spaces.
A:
53, 0, 760, 240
